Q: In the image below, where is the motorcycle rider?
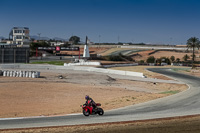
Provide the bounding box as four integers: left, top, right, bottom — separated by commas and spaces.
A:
85, 95, 97, 112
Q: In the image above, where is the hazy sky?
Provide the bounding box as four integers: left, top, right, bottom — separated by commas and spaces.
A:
0, 0, 200, 44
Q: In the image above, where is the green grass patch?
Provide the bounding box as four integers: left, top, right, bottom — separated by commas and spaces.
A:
132, 97, 136, 100
172, 68, 190, 72
30, 61, 66, 66
160, 90, 180, 94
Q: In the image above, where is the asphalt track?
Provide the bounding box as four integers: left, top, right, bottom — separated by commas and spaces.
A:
0, 68, 200, 129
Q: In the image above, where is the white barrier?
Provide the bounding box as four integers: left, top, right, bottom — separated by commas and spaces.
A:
103, 63, 139, 68
3, 71, 6, 76
108, 69, 126, 75
19, 71, 22, 77
6, 71, 9, 77
1, 70, 40, 78
64, 62, 143, 77
125, 71, 144, 77
0, 64, 144, 78
64, 61, 101, 66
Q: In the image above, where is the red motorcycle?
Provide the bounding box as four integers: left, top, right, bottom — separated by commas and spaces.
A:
81, 103, 104, 116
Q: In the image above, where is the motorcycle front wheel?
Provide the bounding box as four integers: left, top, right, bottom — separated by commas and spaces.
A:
83, 109, 90, 116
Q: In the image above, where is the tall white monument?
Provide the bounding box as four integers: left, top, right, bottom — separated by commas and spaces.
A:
83, 36, 90, 58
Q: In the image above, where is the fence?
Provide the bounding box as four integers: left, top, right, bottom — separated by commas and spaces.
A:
0, 46, 29, 63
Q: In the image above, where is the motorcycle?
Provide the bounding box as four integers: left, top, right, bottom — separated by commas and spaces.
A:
81, 103, 104, 116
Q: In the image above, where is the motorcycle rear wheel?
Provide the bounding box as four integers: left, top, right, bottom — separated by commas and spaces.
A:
98, 108, 104, 116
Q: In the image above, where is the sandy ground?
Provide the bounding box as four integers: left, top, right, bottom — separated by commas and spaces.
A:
0, 69, 187, 118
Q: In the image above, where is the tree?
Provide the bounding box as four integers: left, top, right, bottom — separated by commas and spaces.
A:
176, 58, 180, 63
170, 56, 175, 62
146, 56, 155, 63
69, 36, 80, 45
30, 41, 50, 51
157, 57, 171, 65
183, 54, 190, 61
139, 60, 145, 64
187, 37, 200, 68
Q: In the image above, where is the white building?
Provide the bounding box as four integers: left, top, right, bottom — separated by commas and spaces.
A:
50, 42, 65, 46
9, 27, 30, 46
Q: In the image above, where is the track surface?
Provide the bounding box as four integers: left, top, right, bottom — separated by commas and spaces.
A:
0, 68, 200, 129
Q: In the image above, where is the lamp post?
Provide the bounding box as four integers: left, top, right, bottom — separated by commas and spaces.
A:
99, 35, 101, 48
37, 33, 41, 41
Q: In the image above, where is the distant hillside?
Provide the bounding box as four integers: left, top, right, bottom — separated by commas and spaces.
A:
52, 37, 68, 41
0, 36, 5, 39
30, 35, 68, 41
30, 35, 50, 41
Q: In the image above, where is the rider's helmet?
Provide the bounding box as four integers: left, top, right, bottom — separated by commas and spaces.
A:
85, 95, 89, 100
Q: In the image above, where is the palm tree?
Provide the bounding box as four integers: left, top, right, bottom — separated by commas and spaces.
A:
187, 37, 200, 68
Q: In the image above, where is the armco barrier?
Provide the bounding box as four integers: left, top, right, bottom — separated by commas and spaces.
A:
0, 64, 144, 78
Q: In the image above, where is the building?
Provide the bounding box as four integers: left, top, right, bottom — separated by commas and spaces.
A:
0, 42, 9, 47
9, 27, 30, 46
50, 42, 65, 46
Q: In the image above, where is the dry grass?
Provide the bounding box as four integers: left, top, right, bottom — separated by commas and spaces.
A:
98, 47, 200, 62
100, 48, 122, 56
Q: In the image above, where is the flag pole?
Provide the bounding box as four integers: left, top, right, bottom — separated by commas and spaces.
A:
86, 36, 88, 45
36, 48, 38, 57
79, 48, 80, 59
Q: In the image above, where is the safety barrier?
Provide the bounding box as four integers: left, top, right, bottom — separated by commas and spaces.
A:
1, 70, 40, 78
102, 63, 139, 68
0, 64, 144, 78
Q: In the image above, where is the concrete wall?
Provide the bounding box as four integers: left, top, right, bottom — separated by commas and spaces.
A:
102, 63, 138, 68
0, 64, 144, 78
64, 62, 101, 66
